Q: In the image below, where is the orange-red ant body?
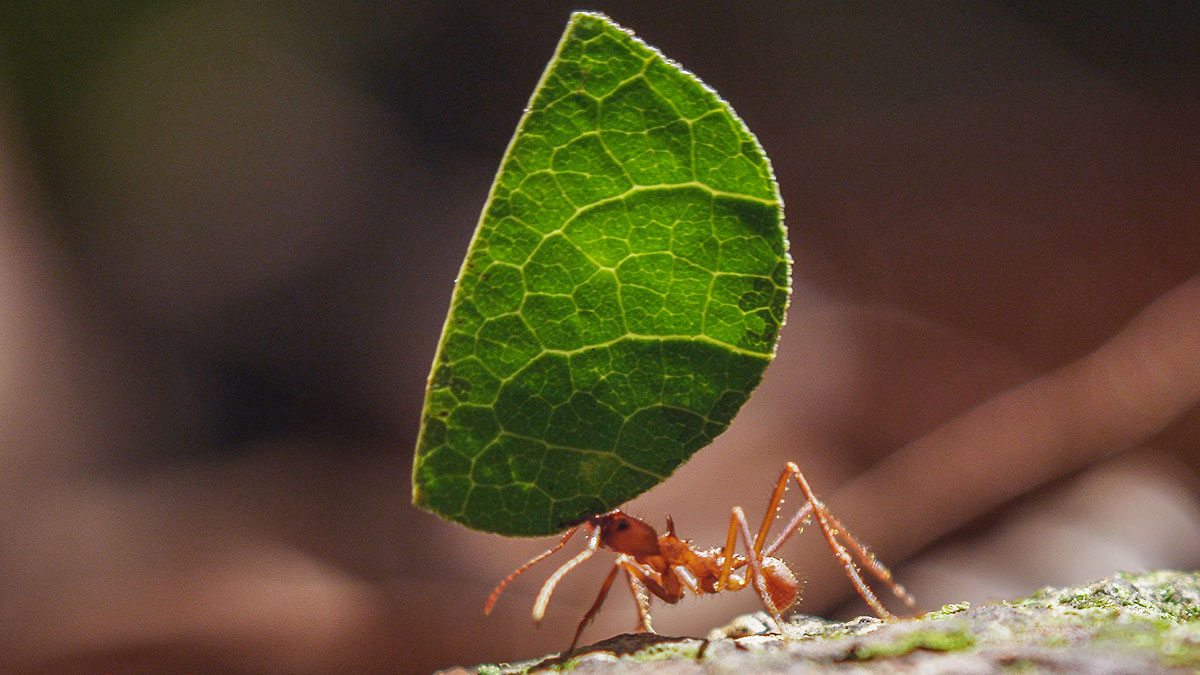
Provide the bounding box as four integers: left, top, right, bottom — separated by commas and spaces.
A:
486, 462, 915, 651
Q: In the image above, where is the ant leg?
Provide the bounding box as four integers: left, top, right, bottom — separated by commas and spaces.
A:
485, 524, 585, 614
616, 558, 676, 606
776, 462, 897, 619
763, 502, 813, 558
752, 462, 808, 553
714, 505, 784, 628
715, 508, 743, 590
567, 557, 669, 652
624, 567, 654, 634
568, 562, 621, 653
761, 463, 912, 613
533, 526, 602, 623
822, 511, 917, 610
732, 505, 785, 627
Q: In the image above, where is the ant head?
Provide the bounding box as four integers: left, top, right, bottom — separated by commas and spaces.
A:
590, 510, 660, 557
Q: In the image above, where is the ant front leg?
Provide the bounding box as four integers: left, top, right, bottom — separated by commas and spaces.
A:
624, 566, 654, 634
764, 462, 915, 618
568, 562, 621, 653
567, 557, 669, 653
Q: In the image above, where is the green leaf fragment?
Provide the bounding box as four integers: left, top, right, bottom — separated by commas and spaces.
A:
413, 11, 789, 536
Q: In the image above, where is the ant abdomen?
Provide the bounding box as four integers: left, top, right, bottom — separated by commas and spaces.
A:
759, 556, 800, 613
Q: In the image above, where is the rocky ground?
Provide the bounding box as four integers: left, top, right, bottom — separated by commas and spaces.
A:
442, 570, 1200, 674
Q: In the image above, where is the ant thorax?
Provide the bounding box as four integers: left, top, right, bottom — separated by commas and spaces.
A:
656, 534, 694, 562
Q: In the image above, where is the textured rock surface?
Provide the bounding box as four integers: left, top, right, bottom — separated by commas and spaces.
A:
444, 571, 1200, 674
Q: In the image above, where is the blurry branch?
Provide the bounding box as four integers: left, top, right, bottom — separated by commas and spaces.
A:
786, 276, 1200, 613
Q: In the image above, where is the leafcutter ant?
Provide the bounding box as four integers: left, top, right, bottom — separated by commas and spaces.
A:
485, 462, 916, 651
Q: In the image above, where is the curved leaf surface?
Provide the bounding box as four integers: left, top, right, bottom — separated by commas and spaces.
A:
413, 12, 789, 536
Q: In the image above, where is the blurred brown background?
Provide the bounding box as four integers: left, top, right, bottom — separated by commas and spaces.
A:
1, 1, 1198, 673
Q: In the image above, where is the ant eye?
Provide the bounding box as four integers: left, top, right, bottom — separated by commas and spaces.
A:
616, 520, 630, 531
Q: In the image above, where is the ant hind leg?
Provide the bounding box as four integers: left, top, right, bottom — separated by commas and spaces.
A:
822, 510, 917, 611
772, 462, 901, 619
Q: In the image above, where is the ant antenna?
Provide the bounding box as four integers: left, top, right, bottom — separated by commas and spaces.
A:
484, 524, 585, 615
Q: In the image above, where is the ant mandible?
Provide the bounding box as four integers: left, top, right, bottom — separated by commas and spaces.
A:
485, 462, 917, 652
